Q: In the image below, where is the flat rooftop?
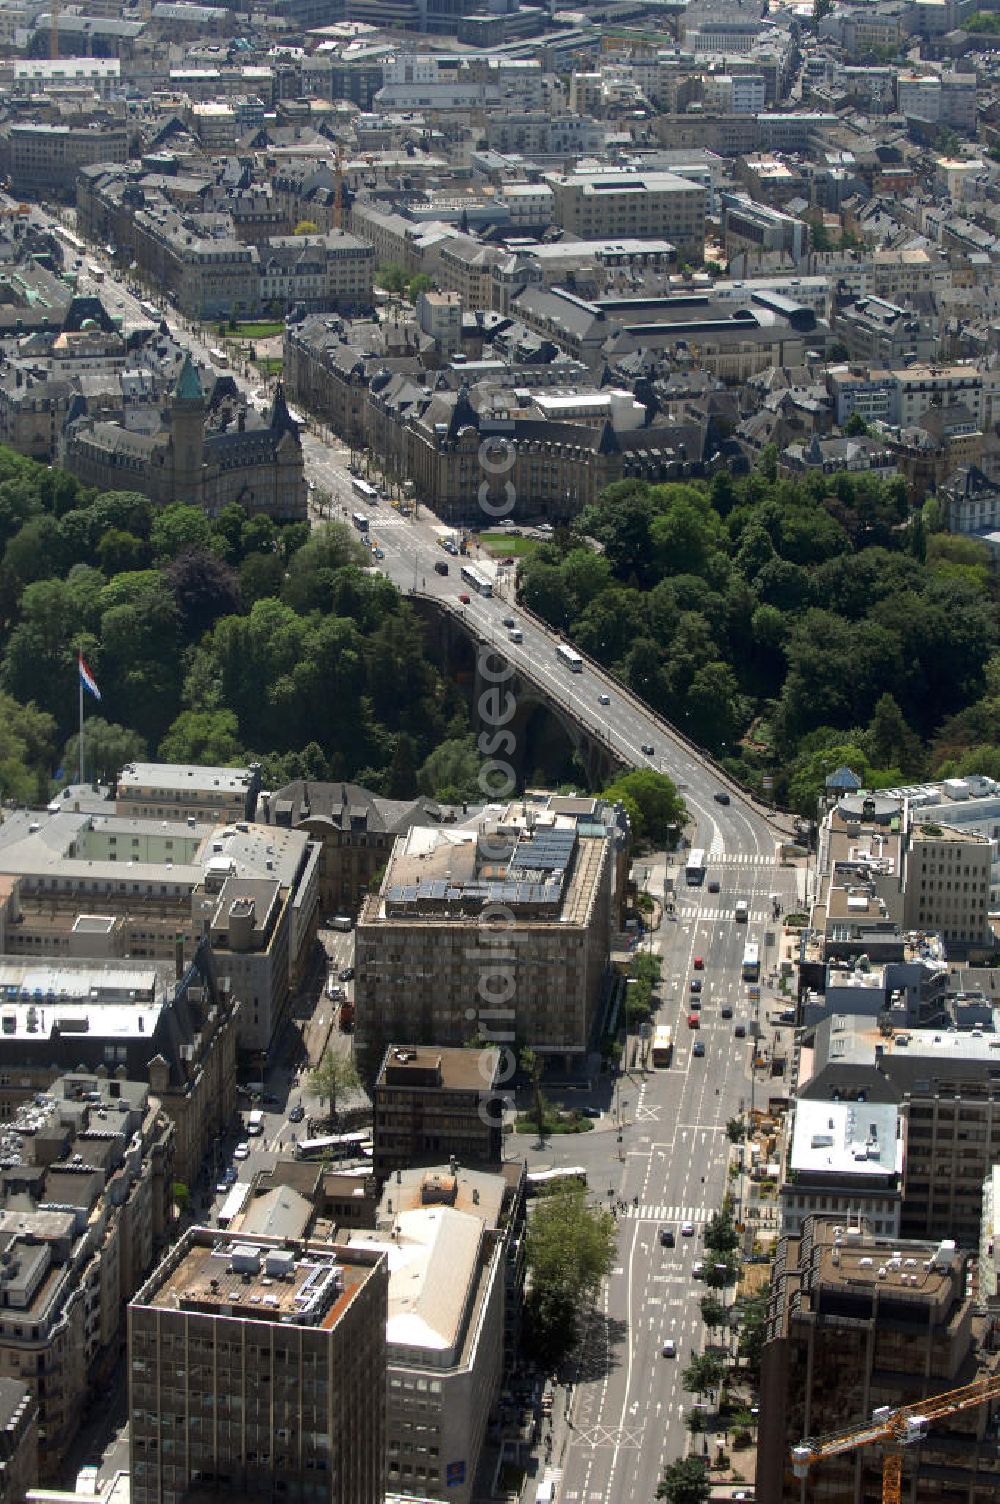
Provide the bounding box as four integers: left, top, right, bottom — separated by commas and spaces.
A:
789, 1098, 902, 1178
117, 762, 255, 795
143, 1234, 374, 1328
378, 1044, 500, 1091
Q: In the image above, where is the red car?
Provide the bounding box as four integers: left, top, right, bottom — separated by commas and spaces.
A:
687, 1013, 700, 1029
459, 592, 471, 604
693, 955, 704, 970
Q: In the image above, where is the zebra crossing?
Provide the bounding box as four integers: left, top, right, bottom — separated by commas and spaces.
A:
711, 852, 775, 867
676, 906, 769, 924
621, 1203, 710, 1223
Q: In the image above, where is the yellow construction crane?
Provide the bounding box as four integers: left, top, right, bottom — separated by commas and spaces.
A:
791, 1372, 1000, 1504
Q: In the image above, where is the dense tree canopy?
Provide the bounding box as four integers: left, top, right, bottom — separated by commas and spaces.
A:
0, 450, 471, 798
520, 469, 1000, 812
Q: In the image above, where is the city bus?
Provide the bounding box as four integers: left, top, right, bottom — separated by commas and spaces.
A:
651, 1024, 674, 1067
526, 1166, 587, 1196
209, 346, 229, 367
139, 300, 161, 321
86, 261, 104, 284
294, 1130, 371, 1162
460, 562, 493, 597
685, 847, 707, 885
351, 512, 370, 533
556, 643, 583, 673
742, 942, 760, 982
351, 476, 378, 504
217, 1181, 250, 1229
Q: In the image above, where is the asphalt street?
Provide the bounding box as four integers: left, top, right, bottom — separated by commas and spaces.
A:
526, 815, 800, 1504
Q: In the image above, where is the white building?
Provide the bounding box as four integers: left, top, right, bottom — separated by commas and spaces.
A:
780, 1098, 905, 1239
13, 58, 121, 98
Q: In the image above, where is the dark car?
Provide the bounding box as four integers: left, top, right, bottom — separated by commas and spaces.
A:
581, 1106, 601, 1119
690, 977, 702, 993
714, 791, 731, 805
339, 965, 355, 982
660, 1227, 676, 1247
503, 615, 515, 627
693, 1039, 706, 1057
641, 743, 654, 755
289, 1104, 305, 1123
434, 560, 449, 576
708, 880, 720, 893
721, 1004, 733, 1019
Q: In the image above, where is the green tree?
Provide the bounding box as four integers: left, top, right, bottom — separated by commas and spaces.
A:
524, 1186, 615, 1365
416, 735, 480, 804
293, 219, 319, 236
0, 693, 57, 802
520, 1047, 547, 1143
158, 709, 243, 766
726, 1117, 745, 1143
700, 1295, 727, 1331
60, 717, 147, 787
703, 1205, 739, 1255
681, 1351, 725, 1400
844, 410, 871, 437
150, 503, 214, 561
656, 1456, 710, 1504
307, 1051, 360, 1122
703, 1255, 740, 1290
375, 262, 407, 295
406, 272, 434, 302
737, 1291, 768, 1378
602, 770, 686, 846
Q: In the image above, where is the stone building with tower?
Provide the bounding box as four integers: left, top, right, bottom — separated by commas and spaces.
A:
62, 354, 307, 519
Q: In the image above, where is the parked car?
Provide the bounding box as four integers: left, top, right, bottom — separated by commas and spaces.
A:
692, 1260, 705, 1279
690, 997, 701, 1012
581, 1106, 601, 1119
223, 1166, 238, 1186
339, 965, 355, 982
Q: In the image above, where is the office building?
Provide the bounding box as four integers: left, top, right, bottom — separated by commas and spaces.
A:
0, 122, 127, 200
116, 762, 261, 825
355, 797, 618, 1068
128, 1230, 388, 1504
544, 168, 706, 263
373, 1046, 503, 1181
757, 1218, 1000, 1503
0, 1381, 35, 1504
779, 1098, 905, 1239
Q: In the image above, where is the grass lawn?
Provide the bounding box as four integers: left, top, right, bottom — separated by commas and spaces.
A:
255, 356, 284, 378
479, 532, 539, 558
228, 322, 284, 340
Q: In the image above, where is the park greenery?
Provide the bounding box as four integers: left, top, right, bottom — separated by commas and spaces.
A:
0, 447, 478, 801
524, 1184, 616, 1364
519, 468, 1000, 814
307, 1051, 360, 1122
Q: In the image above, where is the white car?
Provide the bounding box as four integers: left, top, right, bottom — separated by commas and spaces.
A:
681, 1220, 695, 1237
233, 1141, 250, 1161
598, 693, 610, 706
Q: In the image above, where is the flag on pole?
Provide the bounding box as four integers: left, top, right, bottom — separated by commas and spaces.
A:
78, 655, 101, 701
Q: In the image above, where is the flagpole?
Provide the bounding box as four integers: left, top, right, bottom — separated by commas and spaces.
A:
78, 666, 84, 787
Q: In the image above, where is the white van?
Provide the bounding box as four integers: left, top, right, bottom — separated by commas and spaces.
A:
735, 900, 749, 923
246, 1109, 264, 1137
508, 627, 523, 643
330, 915, 354, 932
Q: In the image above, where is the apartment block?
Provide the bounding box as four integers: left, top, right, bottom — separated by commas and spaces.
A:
720, 193, 809, 263
543, 168, 706, 263
757, 1219, 1000, 1504
355, 798, 618, 1069
128, 1230, 388, 1504
115, 761, 261, 824
780, 1097, 905, 1239
0, 1381, 35, 1504
0, 1074, 173, 1480
373, 1046, 503, 1181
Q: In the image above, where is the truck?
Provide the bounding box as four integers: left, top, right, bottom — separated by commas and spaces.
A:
735, 900, 749, 923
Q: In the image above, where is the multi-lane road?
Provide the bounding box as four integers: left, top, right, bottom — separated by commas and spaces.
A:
536, 830, 799, 1503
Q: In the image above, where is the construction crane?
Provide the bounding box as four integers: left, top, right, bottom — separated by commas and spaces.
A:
791, 1372, 1000, 1504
